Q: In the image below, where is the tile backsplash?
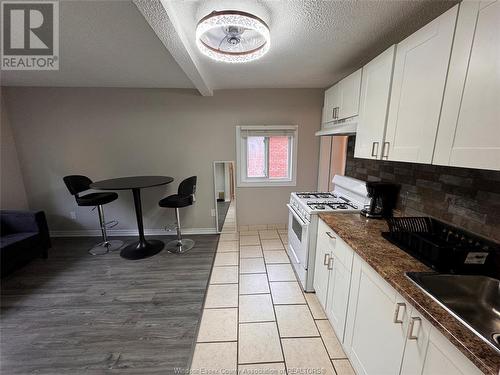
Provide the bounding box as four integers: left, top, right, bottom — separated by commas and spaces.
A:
344, 137, 500, 242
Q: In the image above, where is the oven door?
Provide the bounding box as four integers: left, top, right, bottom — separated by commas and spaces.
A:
287, 204, 309, 272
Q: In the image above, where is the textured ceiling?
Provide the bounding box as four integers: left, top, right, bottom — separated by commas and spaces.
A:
0, 0, 194, 88
168, 0, 458, 89
1, 0, 458, 90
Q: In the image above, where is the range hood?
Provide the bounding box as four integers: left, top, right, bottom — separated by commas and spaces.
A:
315, 117, 358, 136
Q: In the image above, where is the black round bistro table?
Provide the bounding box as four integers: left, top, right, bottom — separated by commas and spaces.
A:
90, 176, 174, 260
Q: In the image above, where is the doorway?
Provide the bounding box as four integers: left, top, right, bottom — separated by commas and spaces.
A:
213, 161, 237, 233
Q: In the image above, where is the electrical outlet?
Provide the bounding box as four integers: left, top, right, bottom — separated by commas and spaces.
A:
211, 209, 216, 217
70, 211, 77, 219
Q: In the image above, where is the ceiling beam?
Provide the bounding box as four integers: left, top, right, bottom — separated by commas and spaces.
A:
133, 0, 213, 96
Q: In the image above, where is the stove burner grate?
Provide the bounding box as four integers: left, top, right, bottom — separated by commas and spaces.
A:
297, 192, 338, 199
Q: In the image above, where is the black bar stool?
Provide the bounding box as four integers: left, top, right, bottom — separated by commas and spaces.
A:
159, 176, 197, 254
63, 175, 123, 255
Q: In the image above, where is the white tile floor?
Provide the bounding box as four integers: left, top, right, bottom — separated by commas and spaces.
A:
191, 225, 357, 374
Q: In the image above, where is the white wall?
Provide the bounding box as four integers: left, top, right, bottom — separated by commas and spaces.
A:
0, 91, 28, 210
2, 88, 322, 232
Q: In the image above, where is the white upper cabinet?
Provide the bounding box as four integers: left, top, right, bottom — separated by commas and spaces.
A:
338, 69, 362, 120
433, 0, 500, 171
323, 85, 340, 123
322, 69, 362, 125
354, 45, 396, 159
383, 5, 458, 163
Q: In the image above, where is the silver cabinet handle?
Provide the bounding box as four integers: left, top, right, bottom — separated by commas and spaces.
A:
371, 142, 379, 158
393, 302, 406, 323
327, 256, 334, 270
382, 142, 390, 159
332, 107, 339, 120
323, 253, 330, 265
408, 317, 421, 340
326, 232, 336, 239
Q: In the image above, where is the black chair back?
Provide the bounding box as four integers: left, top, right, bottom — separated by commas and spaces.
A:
63, 175, 92, 196
178, 176, 197, 197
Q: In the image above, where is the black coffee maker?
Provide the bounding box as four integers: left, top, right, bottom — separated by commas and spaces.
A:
361, 182, 401, 219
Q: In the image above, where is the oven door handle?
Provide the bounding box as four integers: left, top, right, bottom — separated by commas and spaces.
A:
287, 204, 307, 227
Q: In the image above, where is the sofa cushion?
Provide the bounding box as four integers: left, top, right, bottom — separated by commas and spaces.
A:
1, 232, 38, 248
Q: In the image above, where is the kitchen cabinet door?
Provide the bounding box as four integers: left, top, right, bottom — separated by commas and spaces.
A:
399, 307, 432, 375
354, 46, 396, 159
338, 69, 362, 120
325, 257, 352, 342
345, 255, 409, 375
323, 84, 340, 124
433, 0, 500, 171
314, 221, 332, 308
400, 308, 483, 375
418, 327, 484, 375
384, 5, 458, 163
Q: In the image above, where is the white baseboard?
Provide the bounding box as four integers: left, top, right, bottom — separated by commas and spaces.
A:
50, 228, 218, 237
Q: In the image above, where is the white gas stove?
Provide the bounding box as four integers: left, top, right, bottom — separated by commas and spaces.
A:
287, 175, 369, 291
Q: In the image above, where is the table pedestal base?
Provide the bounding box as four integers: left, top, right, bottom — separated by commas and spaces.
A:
120, 239, 164, 260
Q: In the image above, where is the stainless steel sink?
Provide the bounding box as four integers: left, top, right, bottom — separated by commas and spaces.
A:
406, 272, 500, 352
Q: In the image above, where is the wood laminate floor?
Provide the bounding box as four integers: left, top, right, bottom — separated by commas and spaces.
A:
0, 235, 218, 374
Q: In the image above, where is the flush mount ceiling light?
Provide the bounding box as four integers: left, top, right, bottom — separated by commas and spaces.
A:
196, 10, 270, 63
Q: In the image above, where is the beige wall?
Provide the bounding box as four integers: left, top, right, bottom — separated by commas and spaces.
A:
1, 91, 29, 210
3, 88, 322, 232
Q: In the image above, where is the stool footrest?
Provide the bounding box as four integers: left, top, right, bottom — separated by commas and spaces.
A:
105, 220, 118, 229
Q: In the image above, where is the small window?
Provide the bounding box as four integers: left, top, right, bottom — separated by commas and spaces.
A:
236, 126, 298, 187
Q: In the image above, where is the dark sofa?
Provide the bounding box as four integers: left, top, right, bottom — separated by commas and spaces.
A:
1, 210, 51, 277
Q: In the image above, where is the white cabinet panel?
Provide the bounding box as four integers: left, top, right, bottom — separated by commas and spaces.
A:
323, 85, 340, 123
345, 255, 408, 375
314, 220, 332, 307
420, 326, 483, 375
400, 306, 484, 375
434, 0, 500, 170
355, 46, 396, 159
339, 69, 362, 120
325, 257, 351, 341
384, 5, 458, 163
399, 307, 432, 375
322, 69, 361, 125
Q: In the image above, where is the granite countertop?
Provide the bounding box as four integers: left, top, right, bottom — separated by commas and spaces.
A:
318, 213, 500, 375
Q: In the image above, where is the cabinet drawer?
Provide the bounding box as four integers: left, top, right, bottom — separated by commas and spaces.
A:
318, 219, 354, 269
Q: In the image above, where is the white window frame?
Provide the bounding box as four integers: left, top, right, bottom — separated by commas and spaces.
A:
236, 125, 298, 187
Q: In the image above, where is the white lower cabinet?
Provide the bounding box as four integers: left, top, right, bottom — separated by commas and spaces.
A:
409, 326, 483, 375
400, 306, 483, 375
342, 253, 484, 375
399, 307, 432, 375
314, 219, 354, 340
344, 254, 409, 375
325, 254, 352, 341
313, 223, 485, 375
313, 220, 331, 307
